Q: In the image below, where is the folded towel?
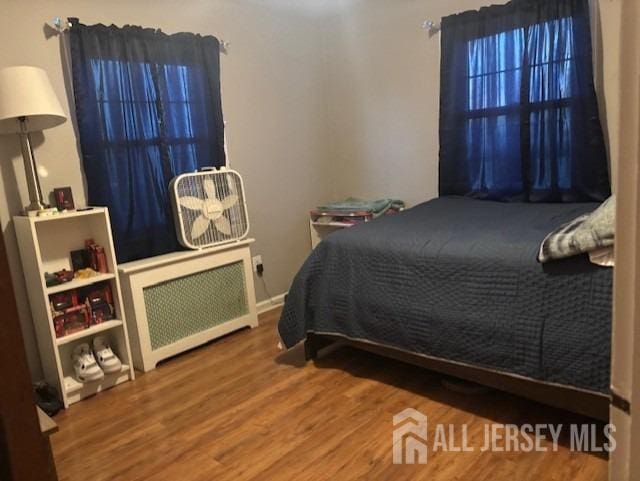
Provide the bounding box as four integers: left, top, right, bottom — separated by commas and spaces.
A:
538, 195, 615, 263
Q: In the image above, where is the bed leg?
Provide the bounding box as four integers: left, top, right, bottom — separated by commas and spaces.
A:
305, 333, 318, 361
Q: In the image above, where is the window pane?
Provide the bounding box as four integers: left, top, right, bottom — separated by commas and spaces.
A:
467, 28, 524, 110
468, 29, 524, 76
527, 17, 574, 64
159, 64, 208, 139
530, 107, 573, 190
161, 65, 196, 141
528, 17, 576, 102
468, 70, 521, 110
104, 144, 166, 215
160, 64, 190, 102
466, 114, 522, 193
90, 59, 160, 143
168, 143, 200, 174
529, 60, 574, 102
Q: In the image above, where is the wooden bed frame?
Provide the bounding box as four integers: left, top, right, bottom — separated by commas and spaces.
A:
304, 332, 610, 421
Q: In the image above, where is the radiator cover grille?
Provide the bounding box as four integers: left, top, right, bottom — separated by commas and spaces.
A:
143, 261, 248, 350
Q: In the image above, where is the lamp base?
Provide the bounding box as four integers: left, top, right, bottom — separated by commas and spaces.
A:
24, 199, 46, 211
19, 124, 49, 217
23, 207, 58, 218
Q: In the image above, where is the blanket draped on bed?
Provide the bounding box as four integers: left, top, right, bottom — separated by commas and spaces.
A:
538, 195, 615, 263
279, 197, 612, 394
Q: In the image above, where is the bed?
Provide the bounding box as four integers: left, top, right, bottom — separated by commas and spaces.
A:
278, 197, 613, 419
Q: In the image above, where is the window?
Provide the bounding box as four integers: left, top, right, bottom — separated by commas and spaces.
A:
89, 60, 214, 217
439, 0, 610, 202
464, 18, 576, 193
70, 21, 225, 262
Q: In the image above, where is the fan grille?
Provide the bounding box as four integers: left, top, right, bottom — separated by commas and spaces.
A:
172, 170, 249, 249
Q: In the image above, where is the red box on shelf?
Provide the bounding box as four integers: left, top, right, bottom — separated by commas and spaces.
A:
85, 239, 108, 273
53, 305, 91, 338
49, 282, 115, 337
79, 282, 115, 325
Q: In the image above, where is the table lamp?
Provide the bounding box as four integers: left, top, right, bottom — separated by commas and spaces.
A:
0, 66, 67, 215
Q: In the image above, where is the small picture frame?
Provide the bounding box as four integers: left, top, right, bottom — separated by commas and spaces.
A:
70, 249, 91, 272
53, 187, 75, 211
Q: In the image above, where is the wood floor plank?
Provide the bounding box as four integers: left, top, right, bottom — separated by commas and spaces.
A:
51, 307, 608, 481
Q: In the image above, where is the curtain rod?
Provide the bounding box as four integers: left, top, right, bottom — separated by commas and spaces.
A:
49, 17, 230, 54
422, 19, 441, 38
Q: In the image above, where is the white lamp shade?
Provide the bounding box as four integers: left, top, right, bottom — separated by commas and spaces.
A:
0, 66, 67, 134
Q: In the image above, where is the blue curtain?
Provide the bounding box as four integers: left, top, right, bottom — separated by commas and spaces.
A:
439, 0, 610, 202
69, 20, 225, 262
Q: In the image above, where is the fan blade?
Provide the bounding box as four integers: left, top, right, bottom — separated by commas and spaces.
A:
226, 174, 237, 194
178, 196, 203, 211
190, 215, 211, 240
214, 215, 232, 236
221, 194, 238, 210
204, 178, 216, 200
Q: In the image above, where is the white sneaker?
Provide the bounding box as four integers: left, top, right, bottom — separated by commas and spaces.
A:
72, 343, 104, 383
92, 336, 122, 374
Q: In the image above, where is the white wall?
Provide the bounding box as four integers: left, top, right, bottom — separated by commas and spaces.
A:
594, 0, 623, 186
0, 0, 332, 379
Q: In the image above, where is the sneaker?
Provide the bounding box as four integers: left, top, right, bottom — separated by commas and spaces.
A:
72, 343, 104, 383
92, 336, 122, 374
34, 381, 63, 416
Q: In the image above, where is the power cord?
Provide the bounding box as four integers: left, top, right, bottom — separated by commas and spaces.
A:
257, 263, 277, 305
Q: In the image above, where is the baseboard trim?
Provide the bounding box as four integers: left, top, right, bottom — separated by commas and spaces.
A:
257, 292, 287, 315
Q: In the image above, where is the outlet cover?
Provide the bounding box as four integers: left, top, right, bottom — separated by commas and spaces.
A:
252, 255, 263, 272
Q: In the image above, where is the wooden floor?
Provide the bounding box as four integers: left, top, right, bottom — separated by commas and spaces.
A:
51, 308, 608, 481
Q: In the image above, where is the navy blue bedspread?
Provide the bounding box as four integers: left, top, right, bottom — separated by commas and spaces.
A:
278, 197, 612, 394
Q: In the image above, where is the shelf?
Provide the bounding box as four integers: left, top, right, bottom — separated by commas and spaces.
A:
56, 320, 124, 346
47, 272, 115, 294
63, 364, 130, 396
26, 208, 107, 223
311, 221, 359, 228
37, 407, 58, 436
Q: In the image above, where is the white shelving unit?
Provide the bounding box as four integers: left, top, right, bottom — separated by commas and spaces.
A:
14, 208, 134, 408
309, 220, 347, 249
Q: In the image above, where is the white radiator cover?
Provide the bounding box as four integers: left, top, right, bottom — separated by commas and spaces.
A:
118, 239, 258, 372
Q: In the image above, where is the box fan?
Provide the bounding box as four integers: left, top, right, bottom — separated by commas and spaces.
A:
170, 167, 249, 250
